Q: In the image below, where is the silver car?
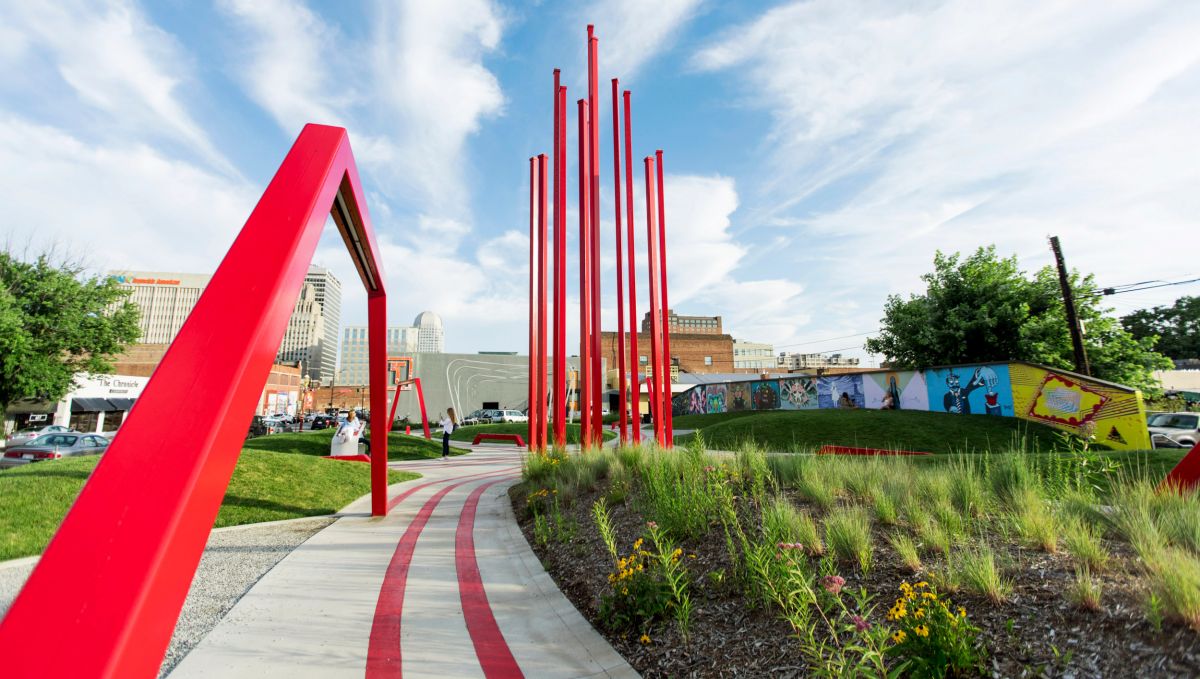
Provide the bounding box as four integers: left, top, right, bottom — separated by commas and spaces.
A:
1148, 412, 1200, 448
1, 433, 110, 467
4, 424, 76, 450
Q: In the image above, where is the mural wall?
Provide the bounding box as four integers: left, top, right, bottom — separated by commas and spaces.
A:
670, 362, 1150, 450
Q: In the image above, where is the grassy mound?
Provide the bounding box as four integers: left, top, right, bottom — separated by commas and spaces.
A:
0, 449, 418, 561
243, 428, 451, 459
674, 409, 1072, 454
452, 422, 616, 444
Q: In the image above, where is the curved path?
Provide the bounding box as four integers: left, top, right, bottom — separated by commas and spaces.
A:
168, 447, 635, 679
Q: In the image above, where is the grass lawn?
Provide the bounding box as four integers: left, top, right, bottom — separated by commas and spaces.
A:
674, 409, 1075, 454
451, 422, 617, 445
243, 427, 453, 459
0, 448, 418, 562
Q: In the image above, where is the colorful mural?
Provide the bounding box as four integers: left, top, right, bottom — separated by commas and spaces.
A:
729, 382, 751, 411
752, 381, 780, 410
706, 384, 727, 414
925, 365, 1013, 417
863, 371, 929, 410
817, 375, 865, 409
669, 361, 1149, 451
1009, 363, 1149, 450
779, 376, 819, 410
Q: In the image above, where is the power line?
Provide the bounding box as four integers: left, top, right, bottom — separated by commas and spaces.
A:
1079, 276, 1200, 299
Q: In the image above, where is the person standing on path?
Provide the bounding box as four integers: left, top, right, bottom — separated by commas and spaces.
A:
439, 408, 457, 459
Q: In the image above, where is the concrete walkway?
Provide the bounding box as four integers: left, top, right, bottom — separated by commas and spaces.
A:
168, 446, 636, 679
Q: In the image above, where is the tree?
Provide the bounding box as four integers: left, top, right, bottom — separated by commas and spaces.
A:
865, 246, 1172, 392
0, 251, 141, 412
1121, 296, 1200, 361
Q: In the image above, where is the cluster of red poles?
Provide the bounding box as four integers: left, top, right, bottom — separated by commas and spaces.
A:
528, 24, 675, 453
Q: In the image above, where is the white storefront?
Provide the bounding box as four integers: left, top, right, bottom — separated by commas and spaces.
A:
52, 374, 150, 434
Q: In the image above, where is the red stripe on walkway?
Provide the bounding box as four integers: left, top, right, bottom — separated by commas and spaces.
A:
457, 479, 524, 678
367, 471, 518, 677
387, 467, 516, 511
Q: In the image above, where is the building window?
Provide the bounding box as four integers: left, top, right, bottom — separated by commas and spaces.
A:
640, 355, 648, 364
704, 356, 712, 366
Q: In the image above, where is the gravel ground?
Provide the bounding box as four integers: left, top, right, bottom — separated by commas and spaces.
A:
0, 515, 335, 677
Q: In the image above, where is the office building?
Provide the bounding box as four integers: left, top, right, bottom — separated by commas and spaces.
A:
299, 266, 342, 384
276, 283, 326, 382
109, 271, 211, 344
641, 309, 722, 335
777, 352, 861, 370
734, 340, 775, 372
338, 326, 419, 385
415, 311, 444, 353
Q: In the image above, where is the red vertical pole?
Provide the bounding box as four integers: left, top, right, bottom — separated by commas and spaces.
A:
623, 91, 641, 443
553, 73, 567, 449
644, 156, 665, 446
610, 78, 627, 443
577, 98, 592, 448
527, 156, 537, 451
655, 150, 674, 446
537, 153, 549, 452
587, 25, 603, 444
368, 293, 389, 515
414, 378, 431, 440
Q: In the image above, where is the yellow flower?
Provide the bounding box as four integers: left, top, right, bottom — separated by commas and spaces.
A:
958, 607, 967, 618
639, 634, 651, 645
892, 630, 907, 643
688, 554, 697, 559
913, 608, 925, 620
915, 581, 929, 588
633, 538, 644, 550
921, 592, 937, 600
914, 625, 929, 638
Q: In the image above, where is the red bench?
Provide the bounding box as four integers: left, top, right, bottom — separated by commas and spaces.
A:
471, 433, 526, 447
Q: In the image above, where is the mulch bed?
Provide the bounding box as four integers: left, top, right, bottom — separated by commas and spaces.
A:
511, 482, 1200, 678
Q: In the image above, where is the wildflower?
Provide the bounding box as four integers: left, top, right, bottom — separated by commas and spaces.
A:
921, 591, 937, 600
915, 581, 929, 588
821, 575, 846, 595
633, 538, 644, 550
914, 624, 930, 638
852, 614, 870, 632
646, 521, 658, 529
913, 608, 925, 620
688, 554, 697, 559
958, 607, 967, 618
671, 547, 683, 561
892, 630, 907, 643
639, 634, 651, 645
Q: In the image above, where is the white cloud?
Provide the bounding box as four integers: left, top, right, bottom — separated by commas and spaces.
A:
583, 0, 702, 81
4, 1, 236, 175
695, 0, 1200, 358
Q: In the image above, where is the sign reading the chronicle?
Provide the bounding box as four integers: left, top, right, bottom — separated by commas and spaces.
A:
672, 361, 1151, 450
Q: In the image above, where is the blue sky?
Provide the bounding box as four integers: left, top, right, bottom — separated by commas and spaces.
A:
2, 1, 1198, 363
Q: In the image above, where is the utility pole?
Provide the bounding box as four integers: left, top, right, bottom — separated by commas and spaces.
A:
1048, 235, 1090, 376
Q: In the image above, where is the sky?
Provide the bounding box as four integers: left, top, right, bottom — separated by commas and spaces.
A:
2, 0, 1198, 365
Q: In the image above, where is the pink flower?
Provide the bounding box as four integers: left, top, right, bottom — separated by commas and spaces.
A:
852, 614, 869, 632
646, 521, 658, 529
821, 575, 846, 595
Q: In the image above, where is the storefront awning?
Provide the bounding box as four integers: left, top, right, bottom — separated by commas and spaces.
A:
71, 398, 118, 412
108, 398, 136, 411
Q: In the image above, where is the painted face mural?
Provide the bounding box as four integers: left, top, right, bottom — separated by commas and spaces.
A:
729, 382, 750, 411
780, 377, 819, 410
752, 381, 780, 410
688, 387, 707, 415
925, 365, 1014, 417
706, 384, 727, 414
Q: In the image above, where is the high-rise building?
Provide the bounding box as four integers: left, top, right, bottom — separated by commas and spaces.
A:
734, 340, 775, 372
414, 311, 444, 353
299, 266, 341, 384
641, 309, 722, 335
276, 283, 325, 381
338, 326, 419, 384
109, 271, 212, 344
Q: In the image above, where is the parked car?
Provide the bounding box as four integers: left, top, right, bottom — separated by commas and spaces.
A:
496, 410, 528, 423
247, 415, 269, 439
4, 424, 77, 450
1152, 433, 1188, 449
311, 415, 334, 430
460, 409, 487, 426
1, 433, 110, 467
1148, 412, 1200, 447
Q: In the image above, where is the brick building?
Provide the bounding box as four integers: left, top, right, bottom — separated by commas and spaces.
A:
599, 329, 734, 384
640, 310, 722, 335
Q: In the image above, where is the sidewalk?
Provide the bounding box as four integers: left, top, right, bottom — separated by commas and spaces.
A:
168, 446, 636, 679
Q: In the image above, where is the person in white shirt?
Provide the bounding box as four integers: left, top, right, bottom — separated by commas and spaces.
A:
330, 411, 363, 456
438, 408, 457, 459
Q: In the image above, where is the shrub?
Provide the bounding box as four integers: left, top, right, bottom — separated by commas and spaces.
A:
825, 507, 873, 573
932, 501, 966, 540
989, 455, 1037, 509
873, 491, 898, 526
796, 474, 838, 511
889, 532, 922, 574
885, 582, 984, 678
762, 496, 804, 545
914, 517, 951, 556
948, 457, 988, 518
1068, 566, 1103, 612
638, 446, 721, 540
1012, 492, 1058, 553
599, 522, 693, 636
1143, 547, 1200, 631
1063, 518, 1109, 572
952, 545, 1012, 604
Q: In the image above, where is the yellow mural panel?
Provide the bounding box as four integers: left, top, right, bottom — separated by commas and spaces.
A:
1009, 363, 1150, 450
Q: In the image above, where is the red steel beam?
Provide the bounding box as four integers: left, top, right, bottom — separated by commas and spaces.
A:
536, 153, 549, 451
622, 90, 641, 443
587, 25, 603, 445
644, 155, 665, 445
527, 156, 537, 450
577, 97, 592, 447
414, 377, 431, 440
655, 149, 674, 446
553, 80, 568, 448
0, 124, 388, 677
610, 78, 627, 443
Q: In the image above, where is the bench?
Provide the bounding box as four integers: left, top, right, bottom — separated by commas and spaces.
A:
471, 433, 527, 447
817, 445, 931, 456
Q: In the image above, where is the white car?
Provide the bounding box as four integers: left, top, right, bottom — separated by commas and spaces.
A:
1149, 412, 1200, 448
4, 424, 77, 450
496, 410, 528, 423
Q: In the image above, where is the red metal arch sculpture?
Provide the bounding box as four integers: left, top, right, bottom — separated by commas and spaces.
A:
0, 124, 390, 678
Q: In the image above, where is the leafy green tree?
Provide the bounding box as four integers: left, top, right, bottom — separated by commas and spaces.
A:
0, 251, 141, 412
1121, 296, 1200, 361
865, 246, 1172, 392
